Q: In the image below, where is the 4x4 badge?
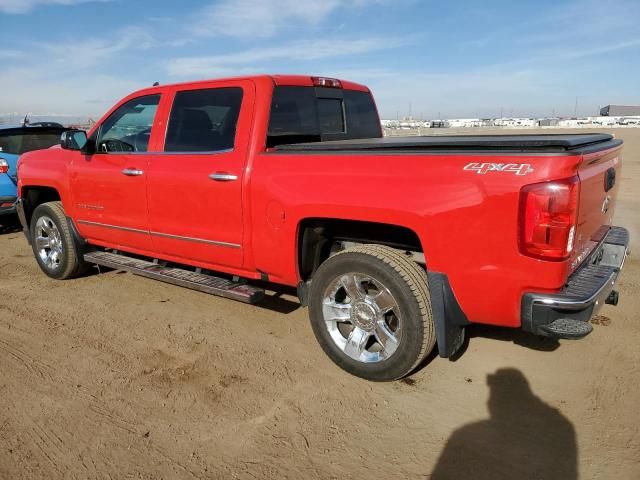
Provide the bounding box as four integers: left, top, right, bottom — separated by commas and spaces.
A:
464, 162, 534, 176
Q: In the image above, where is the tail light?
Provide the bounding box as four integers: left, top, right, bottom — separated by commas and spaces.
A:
519, 176, 580, 261
311, 76, 342, 88
0, 158, 8, 174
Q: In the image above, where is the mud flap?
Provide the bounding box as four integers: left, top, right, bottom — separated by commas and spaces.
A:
15, 199, 31, 244
427, 271, 469, 358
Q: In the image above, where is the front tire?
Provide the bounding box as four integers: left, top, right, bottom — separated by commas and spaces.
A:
308, 245, 436, 381
30, 201, 86, 280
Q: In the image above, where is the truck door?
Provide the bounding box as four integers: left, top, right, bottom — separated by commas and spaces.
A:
145, 81, 254, 269
70, 94, 161, 252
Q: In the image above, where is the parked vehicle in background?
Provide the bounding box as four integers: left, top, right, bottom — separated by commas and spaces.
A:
14, 75, 630, 381
28, 122, 65, 128
0, 125, 68, 217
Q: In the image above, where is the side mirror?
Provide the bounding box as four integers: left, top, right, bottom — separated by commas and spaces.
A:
60, 130, 88, 151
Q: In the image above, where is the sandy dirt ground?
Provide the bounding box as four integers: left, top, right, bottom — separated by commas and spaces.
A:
1, 128, 639, 480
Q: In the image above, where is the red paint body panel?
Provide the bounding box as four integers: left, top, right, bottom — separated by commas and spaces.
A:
248, 151, 591, 327
70, 152, 153, 251
571, 147, 621, 267
18, 147, 73, 210
17, 74, 623, 329
145, 79, 256, 268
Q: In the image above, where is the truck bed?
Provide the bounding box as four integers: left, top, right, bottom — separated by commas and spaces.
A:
274, 133, 621, 155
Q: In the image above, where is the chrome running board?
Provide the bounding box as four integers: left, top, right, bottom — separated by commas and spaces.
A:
84, 250, 264, 304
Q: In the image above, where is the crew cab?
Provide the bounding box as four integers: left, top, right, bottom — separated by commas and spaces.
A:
0, 124, 67, 216
15, 75, 629, 380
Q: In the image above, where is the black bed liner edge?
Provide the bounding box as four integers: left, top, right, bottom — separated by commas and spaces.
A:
273, 133, 622, 155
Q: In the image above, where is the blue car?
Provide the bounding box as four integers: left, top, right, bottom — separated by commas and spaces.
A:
0, 125, 67, 217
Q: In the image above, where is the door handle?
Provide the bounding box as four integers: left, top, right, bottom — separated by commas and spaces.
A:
209, 172, 238, 182
122, 168, 144, 176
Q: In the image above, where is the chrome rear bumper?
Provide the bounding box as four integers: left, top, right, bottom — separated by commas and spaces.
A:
521, 226, 630, 336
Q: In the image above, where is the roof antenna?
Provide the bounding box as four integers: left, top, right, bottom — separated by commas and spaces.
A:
22, 113, 30, 127
153, 81, 160, 86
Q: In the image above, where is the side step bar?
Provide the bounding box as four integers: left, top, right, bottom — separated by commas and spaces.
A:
84, 251, 265, 304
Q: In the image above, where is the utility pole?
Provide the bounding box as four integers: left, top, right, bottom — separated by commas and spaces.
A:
574, 96, 579, 117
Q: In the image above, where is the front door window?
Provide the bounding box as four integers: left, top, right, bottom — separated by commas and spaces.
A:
96, 95, 160, 153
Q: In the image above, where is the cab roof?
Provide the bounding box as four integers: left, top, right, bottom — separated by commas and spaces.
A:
129, 74, 370, 98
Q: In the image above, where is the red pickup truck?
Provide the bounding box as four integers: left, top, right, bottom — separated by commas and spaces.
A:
15, 75, 629, 381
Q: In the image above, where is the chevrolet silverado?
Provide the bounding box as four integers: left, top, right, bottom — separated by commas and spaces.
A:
15, 75, 629, 380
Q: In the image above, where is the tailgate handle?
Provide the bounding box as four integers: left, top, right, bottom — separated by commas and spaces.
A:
604, 167, 616, 192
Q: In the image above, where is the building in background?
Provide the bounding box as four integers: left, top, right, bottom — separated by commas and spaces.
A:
494, 117, 537, 127
600, 105, 640, 116
538, 118, 560, 127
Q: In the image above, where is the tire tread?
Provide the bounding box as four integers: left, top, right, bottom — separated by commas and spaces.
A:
31, 201, 84, 279
326, 244, 435, 378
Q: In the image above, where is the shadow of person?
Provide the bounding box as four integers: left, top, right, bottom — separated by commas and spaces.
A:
430, 368, 577, 480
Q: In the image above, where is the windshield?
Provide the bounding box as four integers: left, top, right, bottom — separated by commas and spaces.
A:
267, 86, 381, 147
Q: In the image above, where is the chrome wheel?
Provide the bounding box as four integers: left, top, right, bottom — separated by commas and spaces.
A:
34, 216, 64, 271
322, 273, 402, 363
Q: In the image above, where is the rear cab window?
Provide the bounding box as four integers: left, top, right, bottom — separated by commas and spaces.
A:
267, 86, 381, 148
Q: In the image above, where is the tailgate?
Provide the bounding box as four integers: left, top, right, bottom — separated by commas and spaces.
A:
571, 145, 622, 271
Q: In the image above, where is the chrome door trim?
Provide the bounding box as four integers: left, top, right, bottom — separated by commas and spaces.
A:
76, 220, 241, 249
77, 220, 148, 235
150, 230, 241, 249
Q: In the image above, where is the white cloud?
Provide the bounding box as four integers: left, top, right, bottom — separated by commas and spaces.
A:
0, 0, 112, 14
0, 27, 153, 116
41, 26, 153, 68
534, 39, 640, 62
190, 0, 378, 38
0, 67, 142, 116
0, 49, 23, 59
166, 36, 414, 77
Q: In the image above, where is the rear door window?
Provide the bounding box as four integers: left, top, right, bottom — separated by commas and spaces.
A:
165, 87, 243, 152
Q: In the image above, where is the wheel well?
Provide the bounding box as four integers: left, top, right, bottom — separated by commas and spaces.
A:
298, 218, 423, 280
21, 186, 61, 227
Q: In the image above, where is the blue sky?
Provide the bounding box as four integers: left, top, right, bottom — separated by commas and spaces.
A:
0, 0, 638, 120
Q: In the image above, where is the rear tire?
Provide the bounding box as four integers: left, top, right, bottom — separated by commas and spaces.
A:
308, 244, 435, 381
30, 201, 87, 280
